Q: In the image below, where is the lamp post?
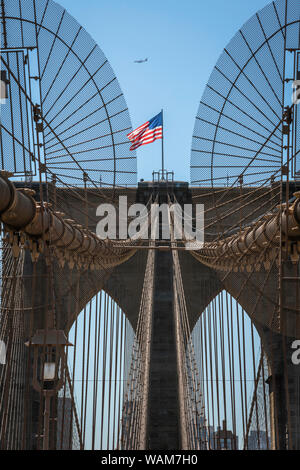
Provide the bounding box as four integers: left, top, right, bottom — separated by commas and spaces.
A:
25, 329, 73, 450
0, 70, 9, 103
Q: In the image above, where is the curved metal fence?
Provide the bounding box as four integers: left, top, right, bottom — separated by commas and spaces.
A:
0, 0, 137, 188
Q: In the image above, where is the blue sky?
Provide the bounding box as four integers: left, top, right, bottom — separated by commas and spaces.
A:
57, 0, 272, 183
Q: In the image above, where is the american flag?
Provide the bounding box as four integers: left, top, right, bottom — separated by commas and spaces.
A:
127, 112, 163, 151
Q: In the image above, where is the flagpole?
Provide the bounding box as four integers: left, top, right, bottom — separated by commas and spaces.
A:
161, 108, 164, 179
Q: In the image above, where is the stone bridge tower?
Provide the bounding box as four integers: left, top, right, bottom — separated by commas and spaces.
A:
20, 180, 300, 450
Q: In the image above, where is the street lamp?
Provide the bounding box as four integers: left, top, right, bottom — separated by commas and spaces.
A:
25, 329, 73, 450
0, 70, 9, 103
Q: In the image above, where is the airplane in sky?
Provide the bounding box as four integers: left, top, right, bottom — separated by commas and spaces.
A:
134, 58, 148, 63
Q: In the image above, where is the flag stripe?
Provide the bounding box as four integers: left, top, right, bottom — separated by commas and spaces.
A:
127, 122, 149, 140
131, 134, 162, 146
130, 134, 162, 150
128, 127, 149, 142
129, 126, 162, 144
130, 139, 161, 150
130, 129, 162, 146
130, 132, 162, 150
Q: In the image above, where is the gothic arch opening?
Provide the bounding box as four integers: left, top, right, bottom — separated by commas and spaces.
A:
60, 290, 135, 450
191, 289, 271, 450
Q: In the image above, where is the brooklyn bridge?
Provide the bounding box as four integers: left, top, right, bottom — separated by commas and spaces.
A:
0, 0, 300, 451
